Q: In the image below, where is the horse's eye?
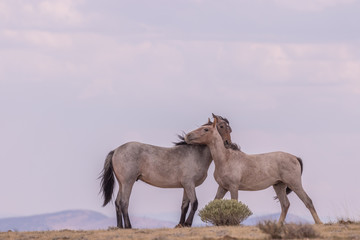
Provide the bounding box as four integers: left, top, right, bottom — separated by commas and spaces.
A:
220, 125, 224, 128
204, 128, 209, 132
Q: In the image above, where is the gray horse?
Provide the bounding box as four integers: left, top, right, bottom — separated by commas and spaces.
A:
185, 117, 322, 225
99, 114, 233, 228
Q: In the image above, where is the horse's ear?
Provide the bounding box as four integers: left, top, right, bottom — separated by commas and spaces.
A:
212, 113, 218, 119
207, 118, 212, 124
212, 117, 217, 127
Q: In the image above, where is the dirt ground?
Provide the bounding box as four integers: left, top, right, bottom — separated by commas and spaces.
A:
1, 223, 360, 240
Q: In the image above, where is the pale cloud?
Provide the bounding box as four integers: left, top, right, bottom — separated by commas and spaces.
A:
0, 1, 9, 19
78, 78, 114, 100
341, 61, 360, 81
72, 39, 185, 98
233, 42, 292, 82
1, 26, 359, 100
0, 0, 85, 27
274, 0, 356, 12
38, 0, 84, 25
0, 48, 71, 83
283, 44, 360, 86
231, 42, 360, 87
2, 29, 73, 48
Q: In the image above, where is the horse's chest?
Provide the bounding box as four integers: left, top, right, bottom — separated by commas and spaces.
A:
214, 169, 236, 188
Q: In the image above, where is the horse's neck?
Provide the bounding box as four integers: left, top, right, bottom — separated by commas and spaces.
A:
207, 131, 228, 166
194, 145, 213, 167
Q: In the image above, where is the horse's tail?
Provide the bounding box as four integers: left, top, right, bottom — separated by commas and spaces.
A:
285, 157, 303, 195
99, 150, 115, 207
275, 157, 303, 200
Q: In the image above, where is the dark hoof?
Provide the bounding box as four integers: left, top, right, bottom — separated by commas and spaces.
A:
175, 224, 184, 228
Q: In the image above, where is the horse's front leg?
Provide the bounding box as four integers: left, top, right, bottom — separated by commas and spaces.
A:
229, 187, 238, 200
214, 185, 227, 199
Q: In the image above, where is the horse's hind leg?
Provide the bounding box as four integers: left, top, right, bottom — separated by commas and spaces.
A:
273, 182, 290, 225
120, 181, 135, 228
291, 185, 322, 224
183, 184, 198, 227
115, 190, 123, 228
176, 190, 190, 227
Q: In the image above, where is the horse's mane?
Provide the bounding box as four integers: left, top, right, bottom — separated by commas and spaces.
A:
173, 133, 241, 151
228, 143, 241, 151
217, 116, 230, 124
173, 134, 187, 146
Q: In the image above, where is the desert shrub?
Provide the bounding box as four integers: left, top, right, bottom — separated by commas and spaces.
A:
257, 220, 319, 239
199, 199, 252, 226
257, 220, 282, 239
283, 223, 319, 239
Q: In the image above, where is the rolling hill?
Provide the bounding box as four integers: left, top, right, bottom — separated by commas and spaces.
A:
0, 210, 175, 232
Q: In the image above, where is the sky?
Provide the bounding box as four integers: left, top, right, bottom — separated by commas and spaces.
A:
1, 0, 360, 225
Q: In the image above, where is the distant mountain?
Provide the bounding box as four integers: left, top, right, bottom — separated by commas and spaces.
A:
0, 210, 311, 232
0, 210, 176, 232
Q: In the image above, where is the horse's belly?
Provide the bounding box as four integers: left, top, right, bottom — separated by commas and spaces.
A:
238, 177, 277, 191
238, 183, 272, 191
139, 176, 182, 188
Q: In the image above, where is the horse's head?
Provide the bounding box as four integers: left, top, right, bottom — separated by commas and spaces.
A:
175, 113, 234, 148
185, 117, 220, 145
211, 113, 232, 148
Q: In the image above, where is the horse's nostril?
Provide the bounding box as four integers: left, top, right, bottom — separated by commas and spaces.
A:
225, 140, 229, 145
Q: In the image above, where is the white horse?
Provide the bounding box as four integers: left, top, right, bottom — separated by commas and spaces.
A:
185, 118, 322, 224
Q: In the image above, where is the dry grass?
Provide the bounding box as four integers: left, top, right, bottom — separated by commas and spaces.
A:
257, 220, 319, 239
336, 217, 360, 225
283, 223, 319, 239
257, 221, 283, 239
1, 223, 360, 240
316, 222, 360, 239
0, 226, 267, 240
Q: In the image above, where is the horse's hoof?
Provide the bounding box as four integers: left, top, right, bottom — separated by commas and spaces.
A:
175, 224, 184, 228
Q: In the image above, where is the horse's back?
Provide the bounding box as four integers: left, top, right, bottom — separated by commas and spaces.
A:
246, 151, 302, 180
245, 151, 297, 164
111, 141, 212, 188
114, 141, 210, 165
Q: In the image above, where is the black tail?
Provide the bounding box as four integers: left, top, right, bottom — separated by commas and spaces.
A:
275, 157, 303, 200
99, 150, 115, 207
285, 157, 303, 196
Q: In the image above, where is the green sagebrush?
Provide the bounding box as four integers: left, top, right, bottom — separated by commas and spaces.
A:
199, 199, 252, 226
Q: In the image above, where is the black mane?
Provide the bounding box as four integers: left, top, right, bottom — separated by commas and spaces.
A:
228, 143, 241, 151
173, 134, 188, 146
